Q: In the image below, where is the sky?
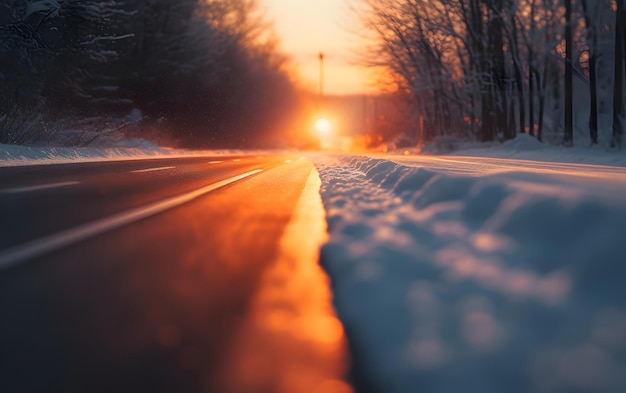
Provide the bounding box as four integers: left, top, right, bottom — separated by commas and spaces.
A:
262, 0, 374, 96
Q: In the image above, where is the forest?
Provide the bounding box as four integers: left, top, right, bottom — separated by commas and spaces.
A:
0, 0, 300, 148
353, 0, 626, 148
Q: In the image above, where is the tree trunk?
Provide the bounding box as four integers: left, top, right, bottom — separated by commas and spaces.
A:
613, 0, 626, 148
473, 1, 494, 142
511, 17, 525, 135
490, 0, 508, 140
581, 0, 598, 145
588, 49, 599, 145
528, 0, 537, 137
564, 0, 574, 146
529, 51, 535, 136
537, 67, 546, 142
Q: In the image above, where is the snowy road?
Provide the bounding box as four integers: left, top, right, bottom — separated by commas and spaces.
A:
0, 155, 348, 393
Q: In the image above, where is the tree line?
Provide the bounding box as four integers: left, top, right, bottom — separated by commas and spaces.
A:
0, 0, 299, 148
353, 0, 626, 148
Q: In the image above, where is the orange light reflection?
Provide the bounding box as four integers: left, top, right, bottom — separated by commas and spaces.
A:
215, 167, 352, 393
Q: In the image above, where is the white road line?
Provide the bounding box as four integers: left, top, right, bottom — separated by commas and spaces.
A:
131, 166, 176, 173
0, 170, 263, 270
208, 161, 224, 164
0, 181, 80, 194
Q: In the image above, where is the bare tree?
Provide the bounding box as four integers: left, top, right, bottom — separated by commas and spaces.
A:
350, 0, 626, 148
351, 0, 574, 145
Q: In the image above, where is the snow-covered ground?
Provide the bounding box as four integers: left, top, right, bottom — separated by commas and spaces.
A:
2, 136, 626, 392
0, 141, 244, 167
410, 133, 626, 167
314, 137, 626, 393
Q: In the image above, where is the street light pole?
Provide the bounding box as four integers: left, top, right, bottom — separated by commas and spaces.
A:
318, 52, 325, 107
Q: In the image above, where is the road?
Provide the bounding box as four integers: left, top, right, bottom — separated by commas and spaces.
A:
0, 154, 349, 393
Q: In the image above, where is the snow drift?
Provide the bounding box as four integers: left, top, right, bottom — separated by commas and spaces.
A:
314, 155, 626, 393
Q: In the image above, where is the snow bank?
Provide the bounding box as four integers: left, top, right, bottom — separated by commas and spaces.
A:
419, 135, 500, 155
0, 141, 172, 166
458, 134, 626, 167
314, 155, 626, 393
417, 134, 626, 167
0, 142, 245, 167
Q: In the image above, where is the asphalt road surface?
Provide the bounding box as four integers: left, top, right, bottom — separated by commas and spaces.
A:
0, 154, 349, 393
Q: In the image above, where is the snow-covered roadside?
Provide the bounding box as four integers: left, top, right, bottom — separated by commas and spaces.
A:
314, 155, 626, 393
405, 134, 626, 167
0, 142, 248, 167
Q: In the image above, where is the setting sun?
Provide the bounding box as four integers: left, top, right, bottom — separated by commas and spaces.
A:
314, 118, 332, 137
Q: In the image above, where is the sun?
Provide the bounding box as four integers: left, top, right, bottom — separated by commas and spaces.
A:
314, 118, 332, 137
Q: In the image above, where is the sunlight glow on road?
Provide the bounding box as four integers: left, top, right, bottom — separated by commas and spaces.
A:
214, 164, 351, 393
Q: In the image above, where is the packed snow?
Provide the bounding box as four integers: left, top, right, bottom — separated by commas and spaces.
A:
313, 152, 626, 393
2, 135, 626, 392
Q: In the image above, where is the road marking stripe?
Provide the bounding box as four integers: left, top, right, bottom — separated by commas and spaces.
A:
0, 181, 80, 194
0, 170, 263, 270
208, 161, 224, 164
131, 166, 176, 173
